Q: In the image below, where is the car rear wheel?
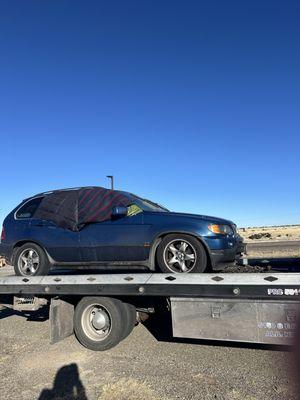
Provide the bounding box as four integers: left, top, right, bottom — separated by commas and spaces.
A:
13, 243, 50, 276
157, 234, 207, 273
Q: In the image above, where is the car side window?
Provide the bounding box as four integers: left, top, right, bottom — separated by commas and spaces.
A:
127, 204, 143, 217
15, 197, 44, 219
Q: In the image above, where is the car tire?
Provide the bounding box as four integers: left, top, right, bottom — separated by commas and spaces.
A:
13, 243, 50, 276
74, 296, 128, 351
157, 234, 207, 273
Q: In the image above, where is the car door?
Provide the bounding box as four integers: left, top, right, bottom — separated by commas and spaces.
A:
15, 196, 81, 263
29, 217, 81, 263
79, 212, 151, 262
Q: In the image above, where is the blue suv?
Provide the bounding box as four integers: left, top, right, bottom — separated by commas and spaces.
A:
0, 187, 245, 276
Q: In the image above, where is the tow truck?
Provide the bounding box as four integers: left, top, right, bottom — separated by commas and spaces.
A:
0, 262, 299, 351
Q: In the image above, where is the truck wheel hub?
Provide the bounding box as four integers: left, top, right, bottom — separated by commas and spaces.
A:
91, 310, 109, 330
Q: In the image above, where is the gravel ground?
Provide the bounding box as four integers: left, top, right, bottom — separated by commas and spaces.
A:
0, 306, 298, 400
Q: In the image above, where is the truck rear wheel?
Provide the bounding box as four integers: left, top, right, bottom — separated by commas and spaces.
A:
120, 302, 136, 341
74, 297, 133, 351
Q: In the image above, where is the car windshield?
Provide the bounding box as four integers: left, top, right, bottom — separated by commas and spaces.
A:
130, 196, 169, 212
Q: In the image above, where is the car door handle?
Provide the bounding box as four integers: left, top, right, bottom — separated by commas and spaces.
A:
32, 221, 48, 227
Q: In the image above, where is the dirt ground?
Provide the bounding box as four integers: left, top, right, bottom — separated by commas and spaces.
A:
238, 225, 300, 242
237, 225, 300, 258
0, 307, 298, 400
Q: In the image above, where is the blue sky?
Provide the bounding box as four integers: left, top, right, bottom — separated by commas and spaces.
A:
0, 1, 299, 227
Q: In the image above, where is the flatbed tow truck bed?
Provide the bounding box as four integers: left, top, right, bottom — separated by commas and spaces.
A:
0, 266, 299, 351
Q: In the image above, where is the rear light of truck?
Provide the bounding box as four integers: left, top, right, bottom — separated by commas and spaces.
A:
1, 226, 5, 242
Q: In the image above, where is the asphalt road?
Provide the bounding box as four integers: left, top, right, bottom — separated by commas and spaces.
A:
247, 240, 300, 251
245, 240, 300, 261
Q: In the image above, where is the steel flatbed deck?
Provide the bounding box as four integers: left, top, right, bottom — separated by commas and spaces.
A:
0, 272, 300, 299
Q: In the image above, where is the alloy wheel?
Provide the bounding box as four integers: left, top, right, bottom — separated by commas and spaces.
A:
18, 248, 40, 276
163, 239, 197, 273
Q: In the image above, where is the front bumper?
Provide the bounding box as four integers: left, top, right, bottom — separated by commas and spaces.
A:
210, 241, 246, 270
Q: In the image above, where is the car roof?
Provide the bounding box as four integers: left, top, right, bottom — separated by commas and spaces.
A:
24, 187, 131, 201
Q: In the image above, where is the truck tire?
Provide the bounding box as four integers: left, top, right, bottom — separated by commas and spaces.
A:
74, 296, 129, 351
13, 243, 50, 276
120, 303, 136, 341
157, 234, 207, 273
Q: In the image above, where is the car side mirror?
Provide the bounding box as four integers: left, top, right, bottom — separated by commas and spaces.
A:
111, 206, 127, 219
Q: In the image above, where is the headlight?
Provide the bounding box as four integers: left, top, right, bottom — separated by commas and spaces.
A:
208, 224, 233, 235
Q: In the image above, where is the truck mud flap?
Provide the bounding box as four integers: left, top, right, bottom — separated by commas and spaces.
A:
171, 297, 298, 345
50, 298, 74, 344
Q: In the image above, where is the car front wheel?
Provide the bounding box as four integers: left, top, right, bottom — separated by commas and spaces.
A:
13, 243, 50, 276
157, 234, 207, 273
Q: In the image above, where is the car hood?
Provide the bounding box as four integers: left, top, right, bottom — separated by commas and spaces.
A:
144, 211, 235, 226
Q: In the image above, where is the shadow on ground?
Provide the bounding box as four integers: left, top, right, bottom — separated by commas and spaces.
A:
38, 363, 88, 400
0, 305, 49, 321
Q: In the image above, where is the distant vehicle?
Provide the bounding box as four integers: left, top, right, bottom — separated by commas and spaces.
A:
0, 187, 245, 276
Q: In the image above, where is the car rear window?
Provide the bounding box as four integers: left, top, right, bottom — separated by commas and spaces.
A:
15, 197, 44, 219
